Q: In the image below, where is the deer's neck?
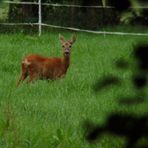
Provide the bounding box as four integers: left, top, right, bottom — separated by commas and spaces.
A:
63, 55, 70, 71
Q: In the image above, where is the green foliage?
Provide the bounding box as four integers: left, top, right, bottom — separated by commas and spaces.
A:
0, 32, 148, 147
1, 0, 147, 27
7, 0, 118, 28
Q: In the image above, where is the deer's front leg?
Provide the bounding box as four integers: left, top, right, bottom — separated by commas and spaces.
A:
27, 69, 39, 84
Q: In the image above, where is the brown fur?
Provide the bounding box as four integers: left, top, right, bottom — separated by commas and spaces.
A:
16, 34, 76, 86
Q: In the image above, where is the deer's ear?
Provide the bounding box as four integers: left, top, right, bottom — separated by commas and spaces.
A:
70, 34, 76, 44
59, 34, 65, 44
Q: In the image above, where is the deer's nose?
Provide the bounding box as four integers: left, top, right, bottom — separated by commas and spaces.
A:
64, 49, 69, 54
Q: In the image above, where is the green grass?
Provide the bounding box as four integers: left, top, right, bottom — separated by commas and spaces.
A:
0, 31, 148, 148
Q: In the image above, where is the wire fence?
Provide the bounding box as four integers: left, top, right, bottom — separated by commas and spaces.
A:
0, 0, 148, 36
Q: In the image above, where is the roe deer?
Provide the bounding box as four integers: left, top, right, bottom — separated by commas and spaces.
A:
17, 34, 76, 86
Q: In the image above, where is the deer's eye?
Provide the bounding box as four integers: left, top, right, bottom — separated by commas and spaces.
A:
69, 45, 71, 48
62, 45, 64, 48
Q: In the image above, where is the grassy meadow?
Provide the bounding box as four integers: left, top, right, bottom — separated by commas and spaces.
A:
0, 31, 148, 148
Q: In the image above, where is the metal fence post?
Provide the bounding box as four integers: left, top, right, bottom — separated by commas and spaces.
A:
38, 0, 42, 36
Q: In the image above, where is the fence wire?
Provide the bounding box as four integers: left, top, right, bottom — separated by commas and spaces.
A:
0, 1, 148, 36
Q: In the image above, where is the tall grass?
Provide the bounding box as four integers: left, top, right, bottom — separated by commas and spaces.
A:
0, 31, 148, 147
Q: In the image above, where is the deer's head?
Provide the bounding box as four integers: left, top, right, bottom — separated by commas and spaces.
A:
59, 34, 76, 57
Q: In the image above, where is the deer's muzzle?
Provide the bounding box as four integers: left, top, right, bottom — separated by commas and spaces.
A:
64, 49, 70, 55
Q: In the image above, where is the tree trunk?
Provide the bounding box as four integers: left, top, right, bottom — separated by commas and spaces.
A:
81, 0, 102, 29
8, 0, 14, 21
20, 0, 38, 19
70, 0, 76, 27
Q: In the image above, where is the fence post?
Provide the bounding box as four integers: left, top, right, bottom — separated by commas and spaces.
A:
38, 0, 42, 36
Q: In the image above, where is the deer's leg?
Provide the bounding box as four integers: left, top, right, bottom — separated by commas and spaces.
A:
27, 70, 38, 84
16, 64, 28, 87
17, 73, 27, 87
27, 75, 38, 84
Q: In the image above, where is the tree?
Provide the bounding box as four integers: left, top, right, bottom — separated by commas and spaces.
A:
7, 0, 119, 28
8, 0, 38, 22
